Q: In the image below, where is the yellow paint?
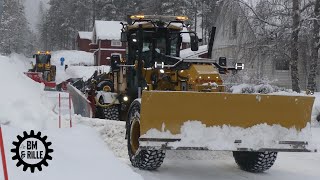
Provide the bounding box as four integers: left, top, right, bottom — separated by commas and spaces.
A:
140, 91, 314, 135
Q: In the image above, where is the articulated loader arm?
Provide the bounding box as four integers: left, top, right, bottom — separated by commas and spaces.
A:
155, 56, 244, 72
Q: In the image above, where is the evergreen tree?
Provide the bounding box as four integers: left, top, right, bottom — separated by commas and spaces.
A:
0, 0, 31, 54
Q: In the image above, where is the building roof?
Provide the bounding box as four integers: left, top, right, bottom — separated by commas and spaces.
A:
78, 31, 92, 40
94, 20, 123, 40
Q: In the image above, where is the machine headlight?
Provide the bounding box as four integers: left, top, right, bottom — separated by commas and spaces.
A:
160, 69, 165, 73
123, 96, 129, 102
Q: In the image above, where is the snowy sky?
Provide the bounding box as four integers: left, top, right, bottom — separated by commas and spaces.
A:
23, 0, 50, 32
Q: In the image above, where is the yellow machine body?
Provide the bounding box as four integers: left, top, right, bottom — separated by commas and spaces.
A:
140, 91, 314, 135
141, 64, 225, 92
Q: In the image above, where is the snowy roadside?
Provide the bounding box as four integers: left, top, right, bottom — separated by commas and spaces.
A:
0, 54, 143, 180
0, 125, 142, 180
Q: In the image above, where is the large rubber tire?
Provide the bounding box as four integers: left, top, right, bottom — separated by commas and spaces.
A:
127, 99, 165, 170
43, 71, 50, 81
97, 80, 114, 91
51, 66, 56, 81
233, 151, 277, 173
96, 97, 119, 120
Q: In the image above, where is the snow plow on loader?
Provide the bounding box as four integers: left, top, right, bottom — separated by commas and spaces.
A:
25, 51, 56, 90
69, 15, 315, 173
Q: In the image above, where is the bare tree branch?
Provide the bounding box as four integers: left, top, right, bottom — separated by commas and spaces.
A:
235, 0, 285, 27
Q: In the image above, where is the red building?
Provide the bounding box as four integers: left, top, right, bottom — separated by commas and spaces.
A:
91, 20, 126, 65
76, 31, 92, 52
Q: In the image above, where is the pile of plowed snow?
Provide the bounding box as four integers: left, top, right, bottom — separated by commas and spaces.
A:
51, 50, 94, 66
0, 54, 55, 129
55, 65, 110, 84
48, 50, 110, 84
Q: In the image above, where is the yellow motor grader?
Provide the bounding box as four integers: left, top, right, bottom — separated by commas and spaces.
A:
71, 15, 315, 173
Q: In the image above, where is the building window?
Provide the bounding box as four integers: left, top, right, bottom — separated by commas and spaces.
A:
111, 53, 122, 59
275, 56, 290, 70
111, 40, 122, 47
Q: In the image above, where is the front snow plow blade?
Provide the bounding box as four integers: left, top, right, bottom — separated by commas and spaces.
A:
139, 91, 315, 152
24, 72, 56, 89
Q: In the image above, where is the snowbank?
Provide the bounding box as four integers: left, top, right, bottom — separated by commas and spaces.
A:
0, 125, 142, 180
49, 50, 109, 84
142, 121, 314, 151
75, 116, 225, 161
75, 116, 128, 158
51, 50, 94, 66
0, 55, 55, 129
229, 83, 290, 94
55, 65, 110, 84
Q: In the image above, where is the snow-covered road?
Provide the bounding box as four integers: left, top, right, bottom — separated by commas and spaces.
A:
133, 152, 320, 180
77, 117, 320, 180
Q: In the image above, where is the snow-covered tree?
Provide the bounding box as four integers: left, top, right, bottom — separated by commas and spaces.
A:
0, 0, 31, 55
307, 0, 320, 93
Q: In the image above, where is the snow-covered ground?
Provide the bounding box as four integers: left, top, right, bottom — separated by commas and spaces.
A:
0, 54, 142, 180
49, 50, 110, 84
50, 50, 94, 66
0, 54, 55, 129
1, 125, 142, 180
76, 117, 320, 180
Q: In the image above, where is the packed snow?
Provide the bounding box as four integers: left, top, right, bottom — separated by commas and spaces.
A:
1, 125, 142, 180
0, 54, 55, 129
142, 121, 315, 151
75, 116, 320, 180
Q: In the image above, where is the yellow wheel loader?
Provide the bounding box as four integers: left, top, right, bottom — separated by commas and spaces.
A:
25, 51, 56, 89
29, 51, 56, 81
70, 15, 315, 173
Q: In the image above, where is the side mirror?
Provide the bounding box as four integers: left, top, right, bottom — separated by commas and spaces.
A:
235, 63, 244, 70
190, 34, 199, 51
121, 32, 127, 42
111, 55, 121, 71
219, 57, 227, 66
